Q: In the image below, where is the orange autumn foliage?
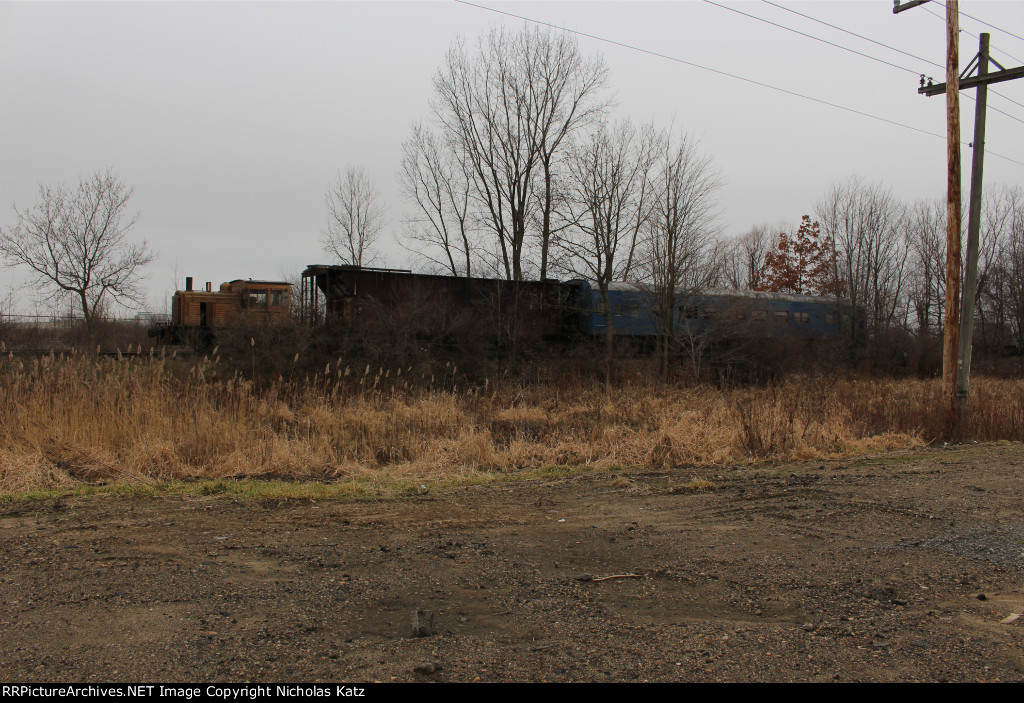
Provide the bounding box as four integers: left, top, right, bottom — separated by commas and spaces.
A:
758, 216, 838, 295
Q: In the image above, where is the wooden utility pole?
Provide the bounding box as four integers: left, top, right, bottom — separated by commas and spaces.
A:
919, 32, 1023, 414
895, 0, 962, 430
898, 1, 1024, 433
956, 33, 989, 407
942, 0, 962, 431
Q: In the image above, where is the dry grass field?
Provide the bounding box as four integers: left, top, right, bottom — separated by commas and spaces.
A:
3, 351, 1023, 496
3, 351, 1024, 682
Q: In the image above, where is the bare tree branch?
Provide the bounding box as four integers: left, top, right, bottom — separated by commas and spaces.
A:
632, 131, 723, 376
550, 118, 658, 385
0, 169, 152, 330
399, 124, 478, 277
322, 166, 385, 266
815, 177, 909, 341
430, 26, 607, 280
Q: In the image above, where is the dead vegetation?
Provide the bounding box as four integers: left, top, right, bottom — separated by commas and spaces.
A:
1, 350, 1022, 494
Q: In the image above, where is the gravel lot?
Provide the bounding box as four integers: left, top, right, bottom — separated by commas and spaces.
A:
1, 443, 1022, 682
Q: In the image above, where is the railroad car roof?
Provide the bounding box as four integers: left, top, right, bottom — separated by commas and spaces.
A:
228, 279, 292, 286
594, 281, 847, 305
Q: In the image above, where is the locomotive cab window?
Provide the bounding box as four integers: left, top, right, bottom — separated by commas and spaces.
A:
269, 290, 287, 308
248, 289, 268, 308
775, 311, 790, 323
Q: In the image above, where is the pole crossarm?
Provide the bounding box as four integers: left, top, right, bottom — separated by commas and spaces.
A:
893, 0, 932, 14
920, 65, 1024, 95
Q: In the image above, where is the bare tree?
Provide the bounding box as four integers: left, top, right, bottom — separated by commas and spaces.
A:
633, 132, 723, 376
431, 26, 608, 281
550, 119, 658, 383
977, 185, 1024, 352
815, 177, 909, 341
322, 166, 385, 267
721, 223, 775, 290
525, 30, 610, 279
399, 125, 477, 277
0, 169, 152, 332
904, 198, 948, 337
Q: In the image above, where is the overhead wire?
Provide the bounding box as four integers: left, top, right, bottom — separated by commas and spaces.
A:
761, 0, 938, 67
942, 1, 1024, 44
924, 3, 1024, 65
702, 0, 920, 75
761, 0, 1024, 112
451, 0, 1024, 168
714, 1, 1024, 126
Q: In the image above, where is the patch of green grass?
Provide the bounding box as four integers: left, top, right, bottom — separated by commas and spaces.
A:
535, 465, 573, 478
682, 477, 716, 492
852, 453, 925, 467
2, 463, 598, 505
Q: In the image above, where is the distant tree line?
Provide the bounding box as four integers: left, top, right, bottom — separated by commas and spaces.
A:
4, 23, 1021, 378
722, 178, 1024, 364
310, 24, 1024, 378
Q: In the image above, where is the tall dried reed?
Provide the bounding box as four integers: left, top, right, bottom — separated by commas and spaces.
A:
1, 352, 1020, 493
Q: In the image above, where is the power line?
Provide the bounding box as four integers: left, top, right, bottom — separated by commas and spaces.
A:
913, 3, 1024, 122
453, 1, 940, 137
984, 98, 1024, 126
735, 0, 1024, 126
451, 0, 1024, 167
989, 86, 1024, 110
762, 0, 940, 68
988, 150, 1024, 168
703, 0, 921, 76
943, 1, 1024, 44
924, 3, 1024, 65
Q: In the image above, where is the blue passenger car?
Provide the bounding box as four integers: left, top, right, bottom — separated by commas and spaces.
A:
567, 280, 851, 340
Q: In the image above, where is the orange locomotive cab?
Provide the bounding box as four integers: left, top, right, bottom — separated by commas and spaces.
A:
151, 276, 291, 346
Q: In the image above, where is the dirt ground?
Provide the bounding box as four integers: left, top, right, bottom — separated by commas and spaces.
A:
1, 443, 1022, 683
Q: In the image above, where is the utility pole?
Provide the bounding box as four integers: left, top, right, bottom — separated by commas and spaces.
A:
957, 33, 988, 408
942, 0, 962, 433
918, 33, 1023, 415
895, 0, 960, 432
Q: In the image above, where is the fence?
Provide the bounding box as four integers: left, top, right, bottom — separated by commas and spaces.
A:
0, 312, 168, 351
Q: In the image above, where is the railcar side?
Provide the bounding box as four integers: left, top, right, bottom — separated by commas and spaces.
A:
569, 280, 854, 340
300, 264, 572, 341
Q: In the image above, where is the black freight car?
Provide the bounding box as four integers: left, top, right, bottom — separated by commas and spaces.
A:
299, 265, 572, 343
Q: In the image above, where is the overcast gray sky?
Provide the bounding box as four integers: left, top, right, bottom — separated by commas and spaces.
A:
2, 0, 1022, 315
